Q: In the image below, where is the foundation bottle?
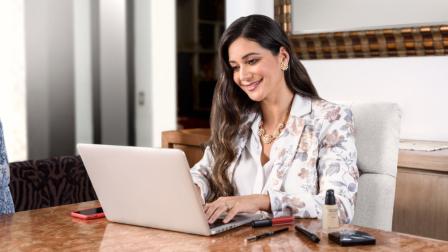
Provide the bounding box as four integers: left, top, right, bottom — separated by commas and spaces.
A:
322, 189, 339, 232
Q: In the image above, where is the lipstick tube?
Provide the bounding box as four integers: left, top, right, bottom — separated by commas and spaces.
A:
251, 216, 294, 228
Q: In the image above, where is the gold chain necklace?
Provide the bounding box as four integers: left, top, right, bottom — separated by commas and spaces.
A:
258, 98, 293, 144
258, 120, 286, 144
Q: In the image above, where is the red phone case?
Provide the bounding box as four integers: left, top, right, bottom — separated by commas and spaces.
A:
70, 209, 105, 220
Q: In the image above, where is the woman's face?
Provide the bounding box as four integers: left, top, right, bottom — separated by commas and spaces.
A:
228, 37, 289, 102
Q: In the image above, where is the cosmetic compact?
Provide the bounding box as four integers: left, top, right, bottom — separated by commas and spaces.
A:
328, 230, 376, 246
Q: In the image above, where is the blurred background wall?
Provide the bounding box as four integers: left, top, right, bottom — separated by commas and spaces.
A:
1, 0, 176, 161
0, 0, 27, 162
1, 0, 446, 162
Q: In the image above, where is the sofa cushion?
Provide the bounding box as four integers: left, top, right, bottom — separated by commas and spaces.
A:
9, 155, 97, 211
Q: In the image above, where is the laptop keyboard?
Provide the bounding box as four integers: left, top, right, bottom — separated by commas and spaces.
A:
209, 218, 235, 229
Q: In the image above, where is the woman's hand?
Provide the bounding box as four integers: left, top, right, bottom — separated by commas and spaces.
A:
204, 194, 270, 224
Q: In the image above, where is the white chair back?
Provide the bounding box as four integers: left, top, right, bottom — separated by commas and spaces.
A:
349, 102, 401, 231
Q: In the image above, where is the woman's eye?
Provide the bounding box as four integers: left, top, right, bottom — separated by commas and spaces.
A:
232, 66, 240, 72
247, 59, 258, 65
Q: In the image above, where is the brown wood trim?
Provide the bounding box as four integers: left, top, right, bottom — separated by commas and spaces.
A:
274, 1, 448, 59
274, 0, 292, 34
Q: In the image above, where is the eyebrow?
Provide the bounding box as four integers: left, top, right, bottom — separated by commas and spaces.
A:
229, 52, 261, 64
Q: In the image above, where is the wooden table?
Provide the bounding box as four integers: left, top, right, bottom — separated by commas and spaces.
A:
1, 201, 447, 251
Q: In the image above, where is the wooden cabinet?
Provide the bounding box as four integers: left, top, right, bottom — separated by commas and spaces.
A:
392, 147, 448, 241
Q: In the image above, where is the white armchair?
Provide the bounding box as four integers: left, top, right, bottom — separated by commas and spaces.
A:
348, 103, 401, 231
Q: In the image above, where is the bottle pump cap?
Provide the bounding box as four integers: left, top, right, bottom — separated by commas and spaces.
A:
325, 189, 336, 205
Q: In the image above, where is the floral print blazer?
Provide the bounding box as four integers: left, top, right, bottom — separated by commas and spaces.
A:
190, 94, 359, 223
1, 120, 15, 214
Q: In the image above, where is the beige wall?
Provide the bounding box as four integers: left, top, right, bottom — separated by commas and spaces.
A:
134, 0, 177, 147
292, 0, 448, 34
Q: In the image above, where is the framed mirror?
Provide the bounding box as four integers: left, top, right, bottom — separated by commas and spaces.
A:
274, 0, 448, 59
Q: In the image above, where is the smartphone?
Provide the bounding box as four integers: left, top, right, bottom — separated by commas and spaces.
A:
70, 207, 105, 220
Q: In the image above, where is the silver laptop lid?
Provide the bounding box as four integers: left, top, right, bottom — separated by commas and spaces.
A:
78, 144, 262, 236
78, 144, 213, 235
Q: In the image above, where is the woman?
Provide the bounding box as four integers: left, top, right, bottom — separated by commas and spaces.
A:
190, 15, 358, 225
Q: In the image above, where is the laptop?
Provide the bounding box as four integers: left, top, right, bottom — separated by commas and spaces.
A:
77, 144, 262, 236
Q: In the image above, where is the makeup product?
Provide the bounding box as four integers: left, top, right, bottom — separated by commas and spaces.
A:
328, 230, 376, 246
246, 227, 289, 242
294, 224, 320, 243
322, 189, 339, 232
251, 216, 294, 228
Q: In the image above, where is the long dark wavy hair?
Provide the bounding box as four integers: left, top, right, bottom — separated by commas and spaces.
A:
208, 15, 319, 200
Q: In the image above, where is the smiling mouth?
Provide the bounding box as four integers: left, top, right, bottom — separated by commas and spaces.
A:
243, 79, 262, 92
